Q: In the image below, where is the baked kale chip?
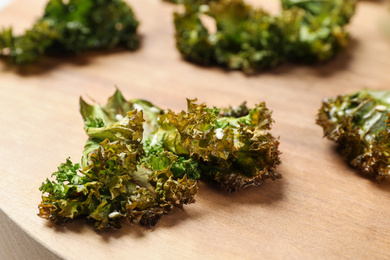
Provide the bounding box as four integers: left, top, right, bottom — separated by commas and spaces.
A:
0, 0, 139, 65
39, 140, 198, 229
152, 98, 281, 191
80, 89, 281, 191
174, 0, 283, 74
39, 101, 198, 229
173, 0, 357, 74
317, 89, 390, 180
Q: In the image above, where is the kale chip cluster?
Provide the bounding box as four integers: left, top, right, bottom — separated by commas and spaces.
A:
39, 90, 281, 229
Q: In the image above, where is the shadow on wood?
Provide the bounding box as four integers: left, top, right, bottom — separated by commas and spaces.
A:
0, 42, 143, 77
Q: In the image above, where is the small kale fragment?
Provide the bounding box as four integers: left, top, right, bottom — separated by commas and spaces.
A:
317, 89, 390, 180
0, 0, 139, 65
142, 139, 201, 180
173, 0, 357, 74
80, 89, 163, 143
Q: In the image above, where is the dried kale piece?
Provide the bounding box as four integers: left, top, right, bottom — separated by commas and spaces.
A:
39, 91, 198, 229
39, 140, 198, 229
153, 98, 281, 191
39, 107, 197, 230
81, 89, 281, 191
173, 0, 357, 74
0, 0, 139, 65
317, 89, 390, 180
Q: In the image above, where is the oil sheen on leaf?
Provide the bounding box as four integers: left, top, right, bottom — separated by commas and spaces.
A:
317, 89, 390, 180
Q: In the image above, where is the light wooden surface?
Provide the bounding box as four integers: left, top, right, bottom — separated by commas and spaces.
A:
1, 0, 390, 259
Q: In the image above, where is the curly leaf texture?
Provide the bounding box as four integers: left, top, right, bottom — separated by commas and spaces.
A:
39, 104, 197, 229
173, 0, 357, 74
317, 89, 390, 180
39, 89, 281, 229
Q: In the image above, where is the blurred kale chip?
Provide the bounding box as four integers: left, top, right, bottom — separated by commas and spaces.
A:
0, 0, 139, 65
317, 89, 390, 180
173, 0, 357, 74
280, 0, 357, 63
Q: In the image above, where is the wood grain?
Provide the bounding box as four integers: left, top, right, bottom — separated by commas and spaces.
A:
1, 0, 390, 259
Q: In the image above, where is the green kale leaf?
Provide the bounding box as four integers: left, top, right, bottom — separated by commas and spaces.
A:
317, 89, 390, 180
142, 138, 201, 180
0, 0, 139, 65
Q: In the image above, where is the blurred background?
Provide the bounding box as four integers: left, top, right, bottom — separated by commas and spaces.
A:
0, 0, 12, 10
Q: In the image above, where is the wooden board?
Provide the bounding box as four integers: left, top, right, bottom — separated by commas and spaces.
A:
1, 0, 390, 259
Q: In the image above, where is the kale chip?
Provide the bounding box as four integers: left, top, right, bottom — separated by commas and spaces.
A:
0, 0, 139, 64
317, 89, 390, 180
173, 0, 357, 74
